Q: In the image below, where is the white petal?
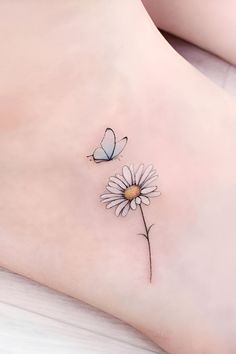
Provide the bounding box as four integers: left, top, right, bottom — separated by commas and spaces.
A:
139, 165, 154, 185
102, 197, 121, 203
101, 193, 120, 199
121, 203, 130, 217
101, 194, 122, 202
122, 165, 132, 185
141, 186, 157, 194
130, 199, 137, 210
110, 176, 127, 189
116, 174, 129, 187
136, 197, 141, 204
140, 169, 157, 185
135, 164, 144, 185
140, 195, 150, 205
108, 181, 123, 190
146, 169, 157, 179
148, 191, 161, 198
141, 176, 158, 188
115, 200, 129, 216
129, 164, 135, 184
106, 186, 123, 194
106, 198, 125, 208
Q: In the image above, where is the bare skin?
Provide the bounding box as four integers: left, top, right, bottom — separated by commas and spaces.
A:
0, 1, 236, 353
142, 0, 236, 65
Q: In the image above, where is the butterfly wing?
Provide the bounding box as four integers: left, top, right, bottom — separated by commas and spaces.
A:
100, 128, 116, 160
90, 128, 127, 163
93, 147, 109, 163
111, 137, 128, 159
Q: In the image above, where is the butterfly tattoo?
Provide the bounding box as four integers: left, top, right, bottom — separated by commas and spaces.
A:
87, 128, 128, 163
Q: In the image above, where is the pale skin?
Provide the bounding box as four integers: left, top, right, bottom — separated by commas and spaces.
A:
0, 1, 236, 353
142, 0, 236, 65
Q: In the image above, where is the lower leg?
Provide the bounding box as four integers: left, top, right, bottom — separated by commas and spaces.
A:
142, 0, 236, 65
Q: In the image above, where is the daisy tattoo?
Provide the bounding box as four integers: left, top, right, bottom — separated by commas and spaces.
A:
101, 164, 160, 282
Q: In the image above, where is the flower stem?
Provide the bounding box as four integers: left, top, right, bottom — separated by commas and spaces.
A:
139, 204, 153, 283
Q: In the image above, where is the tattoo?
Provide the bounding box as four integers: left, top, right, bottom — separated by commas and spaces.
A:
87, 128, 128, 163
101, 164, 161, 282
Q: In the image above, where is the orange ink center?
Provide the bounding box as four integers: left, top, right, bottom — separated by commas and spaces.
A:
124, 185, 141, 200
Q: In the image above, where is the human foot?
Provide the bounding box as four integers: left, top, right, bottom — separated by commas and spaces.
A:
0, 1, 236, 354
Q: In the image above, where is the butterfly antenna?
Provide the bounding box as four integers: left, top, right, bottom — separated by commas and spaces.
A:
86, 154, 94, 161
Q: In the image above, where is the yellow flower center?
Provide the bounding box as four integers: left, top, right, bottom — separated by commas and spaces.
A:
124, 185, 141, 200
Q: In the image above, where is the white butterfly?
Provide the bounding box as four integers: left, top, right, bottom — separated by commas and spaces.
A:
88, 128, 128, 163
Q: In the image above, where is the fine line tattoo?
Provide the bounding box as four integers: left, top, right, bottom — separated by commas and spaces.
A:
101, 164, 161, 282
87, 128, 128, 163
138, 204, 154, 283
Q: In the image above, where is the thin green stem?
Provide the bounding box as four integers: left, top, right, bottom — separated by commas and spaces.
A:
139, 204, 153, 283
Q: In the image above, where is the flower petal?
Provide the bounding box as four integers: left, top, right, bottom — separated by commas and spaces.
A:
135, 164, 144, 185
110, 176, 127, 189
101, 193, 121, 199
141, 170, 158, 185
101, 194, 124, 202
106, 186, 123, 194
129, 164, 135, 184
121, 203, 130, 217
147, 169, 157, 178
148, 191, 161, 198
139, 165, 154, 185
141, 186, 157, 194
102, 197, 121, 203
115, 200, 129, 216
122, 165, 132, 185
130, 199, 137, 210
116, 174, 129, 187
102, 194, 122, 201
136, 197, 141, 204
108, 181, 123, 190
141, 176, 158, 188
106, 198, 125, 209
140, 195, 150, 205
